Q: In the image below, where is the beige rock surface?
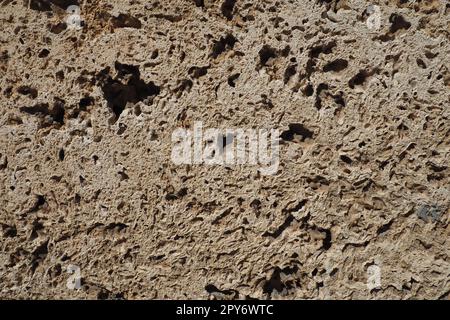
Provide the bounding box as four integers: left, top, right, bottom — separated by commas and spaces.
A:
0, 0, 449, 299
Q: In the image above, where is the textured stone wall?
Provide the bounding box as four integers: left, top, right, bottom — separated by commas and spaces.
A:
0, 0, 449, 299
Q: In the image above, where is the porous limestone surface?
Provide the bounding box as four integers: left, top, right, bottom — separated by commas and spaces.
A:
0, 0, 449, 299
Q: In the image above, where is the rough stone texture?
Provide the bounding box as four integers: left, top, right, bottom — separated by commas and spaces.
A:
0, 0, 449, 299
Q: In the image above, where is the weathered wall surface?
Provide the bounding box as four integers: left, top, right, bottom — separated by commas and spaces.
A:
0, 0, 449, 299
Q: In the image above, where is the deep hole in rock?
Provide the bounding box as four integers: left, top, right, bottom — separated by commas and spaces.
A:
340, 155, 353, 164
333, 91, 346, 109
79, 96, 94, 110
263, 267, 284, 295
284, 64, 297, 83
309, 41, 336, 58
97, 62, 160, 122
38, 49, 50, 58
194, 0, 204, 7
323, 58, 348, 72
58, 148, 65, 161
28, 0, 79, 11
221, 0, 236, 20
280, 124, 314, 142
321, 228, 332, 250
305, 41, 336, 77
258, 45, 277, 67
416, 58, 426, 69
28, 195, 46, 213
50, 22, 67, 34
348, 70, 369, 88
20, 100, 65, 126
263, 214, 295, 238
2, 223, 17, 237
211, 34, 237, 59
227, 73, 240, 87
314, 83, 329, 110
263, 266, 298, 296
111, 13, 142, 29
302, 83, 314, 96
389, 13, 411, 33
17, 86, 38, 99
188, 66, 209, 79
